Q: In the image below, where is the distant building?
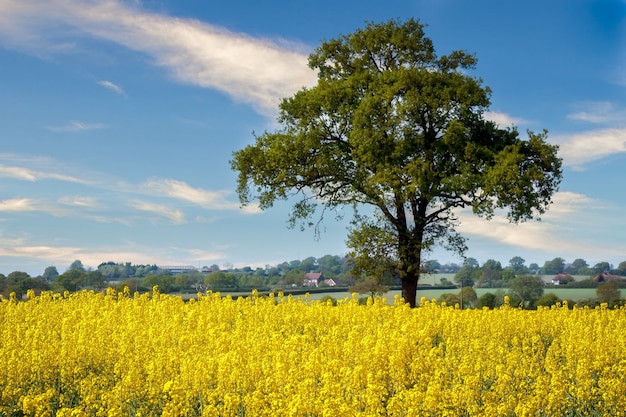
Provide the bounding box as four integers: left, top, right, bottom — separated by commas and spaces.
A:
303, 272, 337, 287
551, 273, 574, 285
592, 273, 624, 283
159, 266, 197, 275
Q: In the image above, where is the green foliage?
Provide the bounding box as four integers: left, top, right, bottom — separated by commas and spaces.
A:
349, 279, 389, 298
508, 275, 545, 308
596, 282, 621, 304
534, 293, 561, 308
318, 295, 337, 306
439, 277, 454, 286
54, 270, 87, 292
477, 259, 503, 287
68, 259, 86, 272
42, 266, 59, 281
459, 286, 478, 309
0, 272, 50, 299
541, 258, 565, 275
438, 292, 460, 306
143, 274, 177, 293
454, 259, 480, 287
565, 258, 589, 275
477, 292, 496, 309
508, 256, 528, 274
231, 19, 562, 307
204, 271, 239, 291
592, 262, 611, 274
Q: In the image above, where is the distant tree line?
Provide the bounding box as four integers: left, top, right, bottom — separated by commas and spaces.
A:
2, 254, 626, 301
0, 255, 356, 298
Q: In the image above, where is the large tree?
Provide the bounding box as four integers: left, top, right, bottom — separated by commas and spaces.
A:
231, 19, 562, 307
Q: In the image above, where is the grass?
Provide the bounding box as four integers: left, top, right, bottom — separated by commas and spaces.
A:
305, 287, 600, 302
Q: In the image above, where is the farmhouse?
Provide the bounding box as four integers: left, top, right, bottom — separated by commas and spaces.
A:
303, 272, 337, 287
592, 272, 625, 283
551, 273, 574, 285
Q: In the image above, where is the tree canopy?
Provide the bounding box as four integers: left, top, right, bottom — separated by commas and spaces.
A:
231, 19, 562, 306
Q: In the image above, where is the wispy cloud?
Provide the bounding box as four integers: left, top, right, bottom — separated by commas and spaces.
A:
484, 111, 527, 127
98, 79, 125, 95
552, 101, 626, 169
553, 128, 626, 169
0, 242, 82, 262
567, 101, 626, 124
0, 164, 88, 183
58, 196, 99, 208
0, 236, 227, 271
129, 200, 186, 224
0, 198, 39, 212
47, 121, 107, 132
142, 178, 261, 213
456, 191, 623, 259
0, 0, 316, 115
0, 155, 254, 218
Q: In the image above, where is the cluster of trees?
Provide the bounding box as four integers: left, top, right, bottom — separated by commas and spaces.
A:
437, 256, 625, 289
436, 279, 623, 310
538, 257, 625, 276
3, 252, 626, 301
0, 255, 357, 298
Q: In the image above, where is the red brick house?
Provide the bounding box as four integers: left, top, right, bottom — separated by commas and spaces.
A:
592, 272, 625, 283
551, 273, 574, 285
303, 272, 337, 287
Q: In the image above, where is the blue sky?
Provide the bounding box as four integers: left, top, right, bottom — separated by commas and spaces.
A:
1, 0, 625, 276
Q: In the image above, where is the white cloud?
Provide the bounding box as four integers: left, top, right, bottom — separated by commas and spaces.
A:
567, 101, 624, 124
142, 178, 261, 213
0, 164, 87, 183
0, 198, 38, 212
484, 111, 526, 127
0, 243, 82, 261
455, 191, 623, 259
553, 128, 626, 169
98, 79, 125, 95
129, 200, 186, 224
541, 191, 596, 216
58, 196, 98, 208
47, 121, 107, 132
0, 155, 255, 217
0, 0, 316, 115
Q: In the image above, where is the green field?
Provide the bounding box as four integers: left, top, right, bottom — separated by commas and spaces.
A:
306, 287, 600, 303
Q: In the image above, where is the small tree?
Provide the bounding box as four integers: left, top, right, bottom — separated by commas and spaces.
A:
477, 292, 496, 309
455, 259, 479, 288
54, 270, 86, 292
508, 275, 544, 308
596, 282, 621, 305
349, 279, 389, 299
42, 266, 59, 281
68, 259, 86, 272
541, 258, 565, 275
534, 293, 561, 308
459, 286, 478, 309
438, 292, 460, 307
478, 259, 503, 287
566, 258, 588, 275
508, 256, 528, 275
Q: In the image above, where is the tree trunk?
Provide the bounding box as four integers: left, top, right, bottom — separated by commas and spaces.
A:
398, 241, 422, 307
396, 198, 426, 308
401, 273, 419, 308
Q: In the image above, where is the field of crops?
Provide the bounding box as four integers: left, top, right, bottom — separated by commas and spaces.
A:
3, 288, 626, 416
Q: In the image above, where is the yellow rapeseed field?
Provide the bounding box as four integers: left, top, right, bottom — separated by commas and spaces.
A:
2, 287, 626, 417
